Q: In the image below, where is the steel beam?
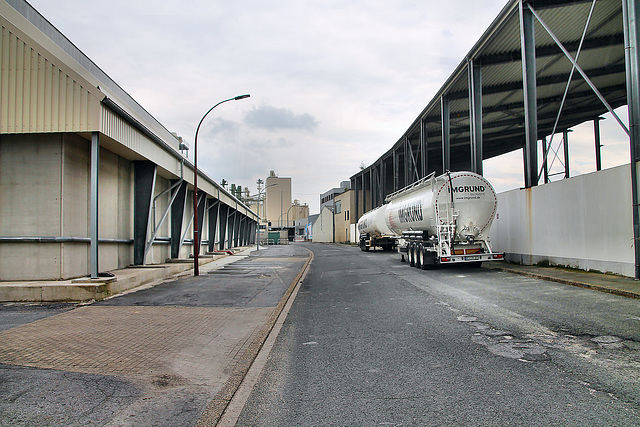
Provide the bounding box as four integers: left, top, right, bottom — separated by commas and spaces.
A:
623, 0, 640, 278
393, 149, 399, 192
195, 192, 206, 255
371, 165, 377, 208
563, 130, 570, 179
170, 181, 188, 259
529, 3, 628, 136
542, 138, 550, 183
362, 172, 367, 215
234, 214, 242, 247
380, 160, 386, 202
420, 119, 427, 177
208, 199, 220, 252
352, 176, 359, 220
404, 137, 409, 186
218, 204, 229, 250
594, 117, 603, 171
133, 161, 156, 266
520, 1, 539, 188
145, 179, 182, 263
229, 208, 238, 248
468, 59, 483, 175
90, 132, 99, 278
441, 96, 451, 172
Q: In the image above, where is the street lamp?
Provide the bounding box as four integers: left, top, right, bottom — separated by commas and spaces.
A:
193, 94, 250, 276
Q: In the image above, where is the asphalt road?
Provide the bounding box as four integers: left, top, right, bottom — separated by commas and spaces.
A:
237, 243, 640, 426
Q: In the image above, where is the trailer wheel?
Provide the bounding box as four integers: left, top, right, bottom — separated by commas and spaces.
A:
421, 249, 435, 270
408, 243, 415, 267
415, 244, 422, 268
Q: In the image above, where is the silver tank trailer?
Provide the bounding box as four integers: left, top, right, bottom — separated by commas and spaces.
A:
357, 171, 503, 266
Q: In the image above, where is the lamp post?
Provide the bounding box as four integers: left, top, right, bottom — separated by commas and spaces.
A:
193, 94, 250, 276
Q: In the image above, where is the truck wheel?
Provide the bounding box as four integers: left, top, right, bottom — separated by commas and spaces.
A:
409, 244, 415, 267
421, 249, 435, 270
415, 244, 422, 268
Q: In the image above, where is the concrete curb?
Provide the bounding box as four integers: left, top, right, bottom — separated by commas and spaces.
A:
195, 247, 314, 427
0, 249, 249, 303
485, 264, 640, 300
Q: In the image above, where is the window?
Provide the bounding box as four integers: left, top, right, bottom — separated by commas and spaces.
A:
335, 200, 341, 214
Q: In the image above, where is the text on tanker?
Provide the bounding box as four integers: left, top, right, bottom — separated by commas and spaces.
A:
398, 200, 424, 224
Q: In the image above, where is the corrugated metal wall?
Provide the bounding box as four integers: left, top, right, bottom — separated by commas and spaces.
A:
0, 24, 101, 134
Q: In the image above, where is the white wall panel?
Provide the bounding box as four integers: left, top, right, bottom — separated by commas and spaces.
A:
490, 164, 634, 276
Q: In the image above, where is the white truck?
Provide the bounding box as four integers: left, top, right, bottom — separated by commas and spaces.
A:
357, 171, 504, 268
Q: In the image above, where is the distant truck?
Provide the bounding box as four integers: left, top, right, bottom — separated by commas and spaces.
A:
357, 171, 503, 268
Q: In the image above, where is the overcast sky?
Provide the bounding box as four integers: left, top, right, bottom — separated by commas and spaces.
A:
27, 0, 631, 214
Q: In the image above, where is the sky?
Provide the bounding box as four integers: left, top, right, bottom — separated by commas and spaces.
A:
27, 0, 631, 214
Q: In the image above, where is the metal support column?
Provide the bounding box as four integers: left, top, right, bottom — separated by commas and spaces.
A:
361, 173, 367, 215
563, 130, 570, 179
594, 117, 603, 171
380, 160, 385, 202
404, 137, 410, 186
228, 208, 237, 248
237, 215, 243, 247
353, 177, 359, 220
369, 169, 373, 210
218, 204, 229, 250
371, 165, 377, 208
195, 193, 206, 255
520, 1, 538, 188
468, 59, 483, 175
351, 177, 358, 220
90, 132, 99, 278
393, 148, 399, 192
441, 96, 451, 172
133, 161, 156, 266
542, 138, 550, 184
420, 119, 427, 177
623, 0, 640, 278
208, 199, 220, 252
170, 181, 188, 259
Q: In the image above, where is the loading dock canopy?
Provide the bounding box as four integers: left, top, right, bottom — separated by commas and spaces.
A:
352, 0, 629, 200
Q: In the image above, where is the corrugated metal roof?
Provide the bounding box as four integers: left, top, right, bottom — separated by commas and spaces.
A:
353, 0, 629, 182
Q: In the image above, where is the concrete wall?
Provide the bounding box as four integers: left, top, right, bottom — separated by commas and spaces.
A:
312, 207, 334, 243
0, 133, 134, 280
490, 164, 634, 277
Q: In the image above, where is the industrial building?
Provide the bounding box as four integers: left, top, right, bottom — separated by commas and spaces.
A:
264, 171, 309, 240
0, 0, 258, 281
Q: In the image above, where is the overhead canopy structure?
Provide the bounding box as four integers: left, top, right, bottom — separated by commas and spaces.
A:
351, 0, 638, 216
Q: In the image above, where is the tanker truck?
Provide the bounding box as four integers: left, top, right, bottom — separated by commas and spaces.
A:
357, 171, 504, 268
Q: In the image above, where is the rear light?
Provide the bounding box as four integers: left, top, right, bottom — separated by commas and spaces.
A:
441, 257, 451, 262
493, 254, 504, 259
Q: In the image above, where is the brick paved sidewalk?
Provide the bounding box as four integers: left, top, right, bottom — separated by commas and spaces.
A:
0, 244, 312, 426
